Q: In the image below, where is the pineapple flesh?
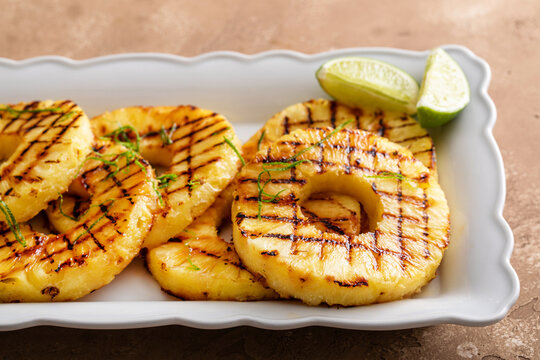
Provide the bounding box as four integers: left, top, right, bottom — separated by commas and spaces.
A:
232, 128, 450, 306
91, 106, 242, 250
146, 185, 278, 301
0, 141, 158, 302
0, 100, 94, 223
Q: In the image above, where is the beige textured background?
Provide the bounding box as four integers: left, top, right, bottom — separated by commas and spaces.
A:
1, 0, 539, 359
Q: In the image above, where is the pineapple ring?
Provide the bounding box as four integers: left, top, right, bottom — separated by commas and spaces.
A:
0, 100, 94, 223
232, 128, 450, 306
243, 99, 437, 175
146, 189, 366, 301
146, 185, 278, 301
0, 141, 158, 302
91, 106, 242, 250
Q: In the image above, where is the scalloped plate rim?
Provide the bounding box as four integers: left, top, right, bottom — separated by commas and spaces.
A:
0, 45, 519, 331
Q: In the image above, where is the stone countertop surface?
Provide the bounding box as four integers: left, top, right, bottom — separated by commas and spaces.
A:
0, 0, 538, 359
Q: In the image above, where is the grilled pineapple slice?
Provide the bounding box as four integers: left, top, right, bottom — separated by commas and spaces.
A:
146, 185, 364, 301
0, 100, 93, 223
232, 128, 450, 306
146, 185, 278, 301
242, 99, 436, 175
0, 141, 158, 302
91, 106, 242, 249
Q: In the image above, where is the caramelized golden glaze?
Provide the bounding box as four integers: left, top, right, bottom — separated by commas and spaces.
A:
91, 106, 242, 250
0, 141, 158, 302
0, 100, 94, 223
232, 128, 450, 306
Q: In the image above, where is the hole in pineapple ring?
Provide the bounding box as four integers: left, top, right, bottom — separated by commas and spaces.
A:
297, 171, 383, 236
300, 192, 369, 238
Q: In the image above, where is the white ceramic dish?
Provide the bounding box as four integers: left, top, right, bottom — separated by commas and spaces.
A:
0, 46, 519, 330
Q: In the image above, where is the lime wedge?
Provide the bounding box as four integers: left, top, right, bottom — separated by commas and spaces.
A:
316, 57, 419, 114
416, 48, 470, 127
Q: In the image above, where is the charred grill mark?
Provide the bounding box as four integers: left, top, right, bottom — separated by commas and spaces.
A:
0, 236, 52, 268
54, 255, 88, 273
422, 192, 430, 258
261, 250, 278, 256
40, 286, 60, 299
290, 146, 300, 254
330, 101, 337, 128
82, 157, 148, 195
388, 122, 417, 130
135, 112, 216, 140
238, 177, 306, 185
172, 126, 227, 154
274, 118, 334, 129
396, 161, 405, 271
370, 145, 381, 271
164, 157, 222, 195
260, 232, 342, 245
207, 126, 230, 138
81, 223, 105, 251
72, 198, 87, 219
330, 278, 368, 288
11, 109, 80, 182
241, 209, 364, 244
374, 110, 385, 137
375, 189, 425, 206
3, 188, 13, 196
0, 101, 39, 132
317, 129, 326, 174
105, 214, 117, 224
185, 123, 195, 197
299, 208, 347, 236
306, 105, 313, 126
283, 116, 290, 135
172, 118, 224, 145
370, 231, 380, 271
189, 247, 221, 259
178, 112, 217, 128
343, 136, 353, 263
396, 134, 430, 144
409, 145, 434, 156
382, 212, 422, 224
345, 129, 352, 174
170, 140, 225, 166
355, 112, 361, 129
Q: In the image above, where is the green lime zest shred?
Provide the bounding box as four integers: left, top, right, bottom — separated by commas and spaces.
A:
0, 106, 63, 116
58, 194, 118, 222
187, 179, 200, 190
364, 171, 415, 185
257, 130, 266, 151
101, 125, 141, 153
181, 230, 200, 270
160, 124, 177, 146
57, 111, 76, 123
157, 174, 178, 189
0, 199, 26, 247
224, 136, 245, 166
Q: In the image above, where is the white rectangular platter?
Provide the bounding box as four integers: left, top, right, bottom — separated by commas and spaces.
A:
0, 46, 519, 330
